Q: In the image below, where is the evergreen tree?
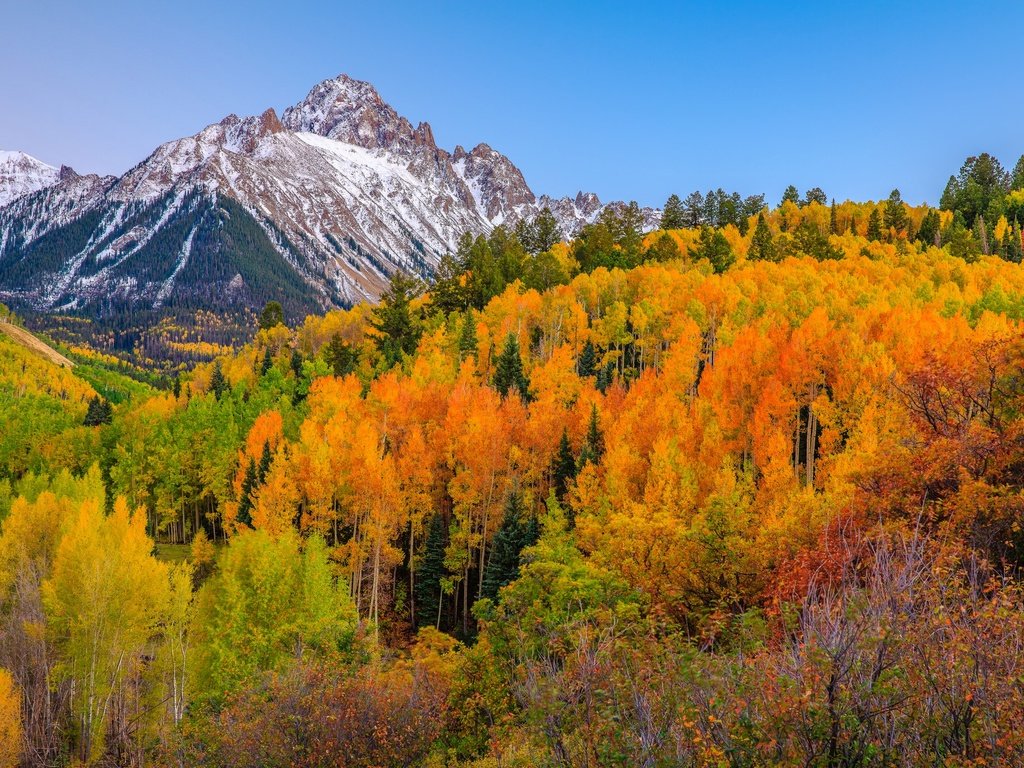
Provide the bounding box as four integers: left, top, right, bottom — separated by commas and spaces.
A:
430, 252, 469, 315
794, 219, 843, 261
458, 311, 478, 361
172, 376, 181, 399
1004, 221, 1023, 263
258, 300, 285, 330
260, 346, 274, 376
943, 212, 979, 261
748, 213, 776, 262
660, 193, 686, 230
693, 226, 735, 273
645, 232, 682, 262
552, 429, 578, 501
324, 335, 358, 377
883, 189, 909, 235
829, 199, 838, 235
917, 209, 941, 247
577, 340, 597, 378
683, 191, 705, 227
1013, 155, 1024, 192
780, 185, 800, 207
595, 361, 616, 394
480, 491, 531, 602
290, 348, 304, 378
83, 396, 113, 427
803, 187, 827, 206
866, 208, 883, 241
493, 334, 530, 401
236, 458, 257, 528
518, 207, 561, 254
415, 514, 446, 628
209, 361, 228, 401
370, 270, 423, 367
257, 441, 273, 484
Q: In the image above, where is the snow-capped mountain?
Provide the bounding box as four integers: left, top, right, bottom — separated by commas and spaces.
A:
0, 75, 649, 319
0, 151, 62, 208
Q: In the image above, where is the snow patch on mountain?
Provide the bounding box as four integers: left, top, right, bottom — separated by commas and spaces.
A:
0, 151, 62, 208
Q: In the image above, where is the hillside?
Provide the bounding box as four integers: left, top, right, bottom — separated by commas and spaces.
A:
0, 318, 74, 368
5, 188, 1024, 764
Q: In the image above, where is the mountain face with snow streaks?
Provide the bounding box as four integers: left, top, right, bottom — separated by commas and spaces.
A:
0, 75, 650, 320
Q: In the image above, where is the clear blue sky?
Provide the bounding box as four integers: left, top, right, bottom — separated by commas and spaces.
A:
2, 0, 1022, 207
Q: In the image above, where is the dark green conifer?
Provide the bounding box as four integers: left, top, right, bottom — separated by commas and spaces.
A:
552, 429, 577, 501
415, 514, 447, 628
493, 333, 530, 401
577, 340, 597, 378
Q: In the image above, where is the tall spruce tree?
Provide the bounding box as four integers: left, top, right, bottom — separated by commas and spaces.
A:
480, 491, 531, 602
883, 189, 909, 235
577, 340, 597, 378
209, 361, 228, 400
748, 213, 776, 262
552, 429, 578, 501
370, 270, 422, 367
660, 194, 686, 230
493, 334, 530, 401
236, 458, 257, 528
866, 208, 883, 241
415, 514, 446, 628
458, 311, 478, 361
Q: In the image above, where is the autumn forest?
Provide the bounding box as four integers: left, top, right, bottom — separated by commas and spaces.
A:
4, 152, 1024, 766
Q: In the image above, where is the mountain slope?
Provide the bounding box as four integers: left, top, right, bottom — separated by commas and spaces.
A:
0, 74, 655, 320
0, 150, 63, 208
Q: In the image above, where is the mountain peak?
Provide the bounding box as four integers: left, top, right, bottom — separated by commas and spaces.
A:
0, 150, 61, 208
281, 74, 433, 153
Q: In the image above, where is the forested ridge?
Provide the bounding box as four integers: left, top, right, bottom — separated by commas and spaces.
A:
3, 153, 1024, 765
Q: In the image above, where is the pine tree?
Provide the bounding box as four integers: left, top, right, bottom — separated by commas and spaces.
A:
883, 189, 909, 236
974, 214, 990, 255
660, 193, 686, 230
829, 199, 838, 235
370, 270, 422, 367
493, 333, 530, 401
257, 441, 273, 484
236, 458, 257, 528
415, 514, 446, 628
595, 361, 616, 394
260, 346, 274, 376
577, 340, 597, 377
83, 396, 113, 427
258, 300, 285, 330
1013, 155, 1024, 192
431, 252, 469, 315
693, 226, 735, 273
290, 348, 304, 378
917, 209, 941, 247
803, 187, 827, 206
209, 361, 228, 400
1005, 221, 1023, 263
552, 429, 577, 501
582, 403, 605, 465
325, 335, 358, 377
480, 490, 530, 602
172, 376, 181, 399
866, 208, 883, 241
780, 185, 800, 207
458, 311, 478, 361
748, 213, 776, 262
